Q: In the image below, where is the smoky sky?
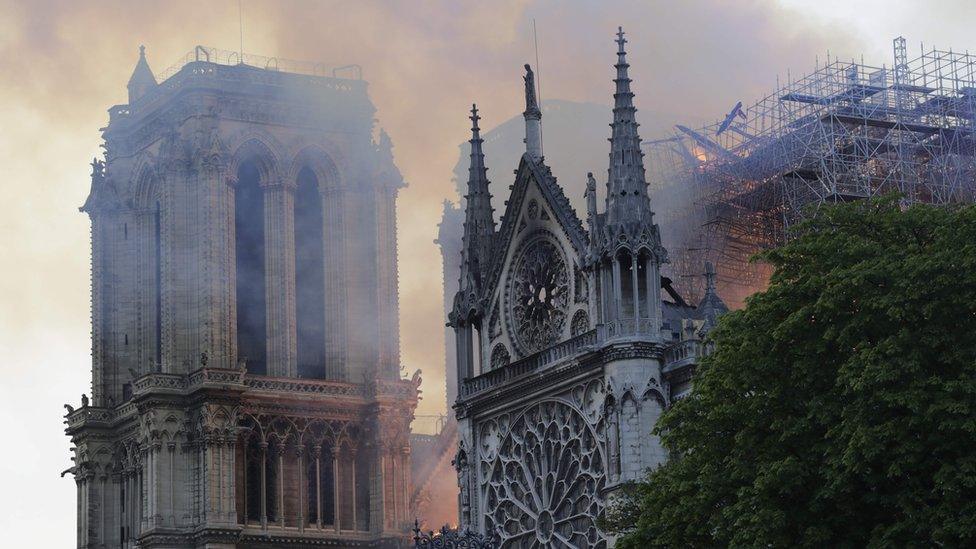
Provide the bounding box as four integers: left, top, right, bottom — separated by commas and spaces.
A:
5, 1, 976, 544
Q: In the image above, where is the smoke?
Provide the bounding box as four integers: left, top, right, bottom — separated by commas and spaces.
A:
0, 1, 894, 543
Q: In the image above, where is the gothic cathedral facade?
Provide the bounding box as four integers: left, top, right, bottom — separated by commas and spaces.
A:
64, 47, 418, 548
450, 29, 726, 547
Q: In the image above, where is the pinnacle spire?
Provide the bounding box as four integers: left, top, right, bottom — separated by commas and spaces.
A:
698, 261, 728, 332
605, 26, 651, 226
460, 104, 495, 289
127, 44, 157, 104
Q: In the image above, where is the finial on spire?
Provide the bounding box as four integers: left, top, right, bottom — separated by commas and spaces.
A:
604, 26, 649, 226
459, 102, 495, 293
470, 103, 481, 133
127, 43, 157, 104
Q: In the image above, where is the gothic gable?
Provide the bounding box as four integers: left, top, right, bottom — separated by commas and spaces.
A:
484, 154, 588, 301
481, 155, 591, 365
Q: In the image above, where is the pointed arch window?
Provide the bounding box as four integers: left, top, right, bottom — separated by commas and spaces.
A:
295, 167, 327, 378
235, 160, 268, 374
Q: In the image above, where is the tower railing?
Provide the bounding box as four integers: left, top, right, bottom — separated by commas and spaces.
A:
156, 45, 357, 82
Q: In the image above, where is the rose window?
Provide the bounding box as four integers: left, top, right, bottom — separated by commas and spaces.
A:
509, 239, 569, 356
483, 401, 606, 548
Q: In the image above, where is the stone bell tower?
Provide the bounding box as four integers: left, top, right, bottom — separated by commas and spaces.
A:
64, 46, 418, 548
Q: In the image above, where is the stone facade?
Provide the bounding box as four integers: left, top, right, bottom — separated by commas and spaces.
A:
65, 47, 418, 548
449, 29, 726, 547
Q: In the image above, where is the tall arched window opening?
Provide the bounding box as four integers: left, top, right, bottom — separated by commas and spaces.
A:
295, 167, 326, 378
305, 441, 337, 527
636, 252, 648, 318
619, 251, 635, 319
235, 160, 267, 374
243, 437, 263, 524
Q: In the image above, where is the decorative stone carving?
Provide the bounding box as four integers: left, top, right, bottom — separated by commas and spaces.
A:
571, 309, 590, 337
489, 344, 511, 370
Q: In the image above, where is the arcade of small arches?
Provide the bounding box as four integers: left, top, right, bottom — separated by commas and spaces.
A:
83, 412, 411, 537
234, 415, 382, 532
594, 246, 662, 337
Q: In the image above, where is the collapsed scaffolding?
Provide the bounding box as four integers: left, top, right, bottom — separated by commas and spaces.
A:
646, 37, 976, 306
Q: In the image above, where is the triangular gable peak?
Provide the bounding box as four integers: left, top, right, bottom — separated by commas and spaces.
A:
482, 153, 588, 301
478, 153, 593, 363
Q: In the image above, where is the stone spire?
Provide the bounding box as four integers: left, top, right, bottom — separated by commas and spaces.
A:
698, 261, 728, 333
127, 45, 157, 104
522, 64, 543, 160
460, 104, 496, 290
605, 27, 651, 226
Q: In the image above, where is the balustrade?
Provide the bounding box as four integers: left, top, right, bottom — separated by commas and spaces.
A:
461, 329, 597, 398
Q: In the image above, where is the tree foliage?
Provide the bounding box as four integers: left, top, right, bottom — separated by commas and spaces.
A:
605, 198, 976, 547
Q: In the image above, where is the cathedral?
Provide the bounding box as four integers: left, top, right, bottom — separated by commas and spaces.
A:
449, 28, 726, 547
64, 46, 418, 547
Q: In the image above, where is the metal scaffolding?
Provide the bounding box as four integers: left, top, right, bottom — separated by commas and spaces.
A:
646, 37, 976, 305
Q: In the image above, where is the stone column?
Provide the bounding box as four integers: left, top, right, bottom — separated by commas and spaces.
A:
226, 436, 237, 524
379, 451, 388, 530
598, 264, 609, 324
99, 472, 108, 547
463, 325, 475, 379
631, 254, 640, 325
313, 445, 322, 529
648, 258, 661, 338
342, 185, 380, 380
149, 441, 160, 528
197, 439, 207, 524
374, 187, 401, 378
612, 257, 623, 322
89, 214, 106, 405
260, 442, 268, 529
129, 469, 138, 542
332, 446, 341, 533
297, 446, 305, 532
278, 447, 285, 528
158, 152, 193, 372
321, 186, 347, 380
400, 446, 411, 530
167, 441, 177, 526
196, 162, 236, 369
349, 448, 358, 531
215, 439, 223, 523
263, 179, 298, 377
80, 473, 91, 548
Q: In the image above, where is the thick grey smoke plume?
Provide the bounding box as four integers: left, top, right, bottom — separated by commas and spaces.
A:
9, 2, 961, 544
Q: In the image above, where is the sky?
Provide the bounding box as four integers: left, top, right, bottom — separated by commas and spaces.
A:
1, 0, 974, 543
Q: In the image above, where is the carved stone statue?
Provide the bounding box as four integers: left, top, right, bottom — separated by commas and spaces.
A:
454, 446, 471, 524
523, 64, 540, 114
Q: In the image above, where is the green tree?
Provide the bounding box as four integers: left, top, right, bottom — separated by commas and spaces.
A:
604, 197, 976, 548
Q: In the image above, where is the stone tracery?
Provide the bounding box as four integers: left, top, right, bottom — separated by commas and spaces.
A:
482, 400, 606, 548
508, 238, 570, 356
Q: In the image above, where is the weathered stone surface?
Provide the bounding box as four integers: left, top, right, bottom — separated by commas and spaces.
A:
66, 47, 416, 548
